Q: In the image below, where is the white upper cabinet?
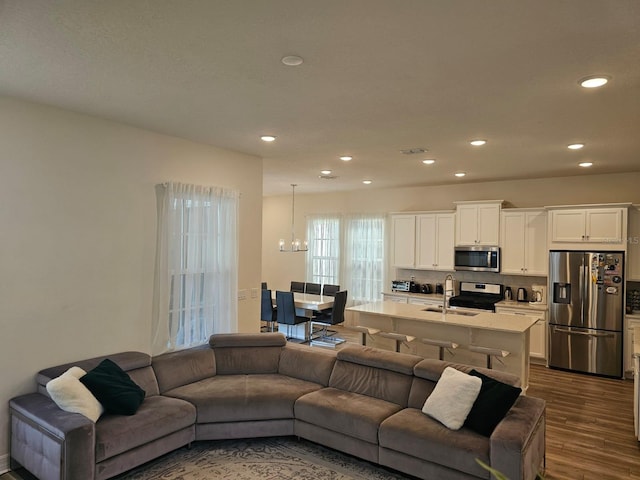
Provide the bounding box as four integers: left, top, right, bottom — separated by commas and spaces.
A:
415, 213, 455, 270
391, 215, 416, 267
455, 201, 502, 246
500, 209, 547, 276
628, 205, 640, 281
391, 212, 455, 270
547, 204, 628, 250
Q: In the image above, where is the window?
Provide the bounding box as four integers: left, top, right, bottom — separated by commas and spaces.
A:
305, 214, 386, 305
306, 215, 340, 286
152, 182, 238, 354
342, 215, 386, 305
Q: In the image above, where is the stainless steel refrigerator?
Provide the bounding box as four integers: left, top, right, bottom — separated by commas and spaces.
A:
548, 251, 624, 378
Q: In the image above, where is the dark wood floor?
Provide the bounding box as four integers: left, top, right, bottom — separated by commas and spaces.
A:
328, 325, 640, 480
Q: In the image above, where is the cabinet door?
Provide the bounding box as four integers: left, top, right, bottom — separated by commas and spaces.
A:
629, 207, 640, 281
435, 214, 455, 270
529, 320, 547, 361
382, 294, 408, 304
415, 214, 437, 269
456, 205, 479, 245
524, 211, 548, 275
550, 209, 586, 242
501, 212, 526, 274
391, 215, 416, 267
585, 208, 623, 243
477, 204, 501, 245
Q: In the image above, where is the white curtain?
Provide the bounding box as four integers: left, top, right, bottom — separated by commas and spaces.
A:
152, 182, 238, 354
306, 215, 340, 286
342, 215, 386, 306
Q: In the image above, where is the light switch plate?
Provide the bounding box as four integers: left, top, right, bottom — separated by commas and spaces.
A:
238, 289, 247, 300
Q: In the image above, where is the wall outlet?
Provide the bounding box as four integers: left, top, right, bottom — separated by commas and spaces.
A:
238, 289, 247, 300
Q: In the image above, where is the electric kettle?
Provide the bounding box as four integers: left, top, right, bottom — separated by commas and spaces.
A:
504, 286, 512, 301
517, 287, 528, 302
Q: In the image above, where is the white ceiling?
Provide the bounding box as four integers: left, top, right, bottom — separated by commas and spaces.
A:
1, 1, 639, 196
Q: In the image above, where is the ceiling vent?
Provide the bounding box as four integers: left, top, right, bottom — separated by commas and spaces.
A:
400, 147, 428, 155
318, 174, 338, 180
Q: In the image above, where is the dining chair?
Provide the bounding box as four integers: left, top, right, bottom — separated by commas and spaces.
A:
310, 290, 348, 347
305, 282, 321, 295
261, 282, 268, 290
260, 289, 277, 332
322, 284, 340, 296
276, 291, 309, 340
290, 281, 305, 293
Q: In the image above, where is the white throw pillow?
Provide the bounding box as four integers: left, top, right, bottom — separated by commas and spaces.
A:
422, 366, 482, 430
46, 367, 104, 422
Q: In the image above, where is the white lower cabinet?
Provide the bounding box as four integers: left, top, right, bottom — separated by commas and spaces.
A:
495, 306, 548, 362
382, 293, 408, 304
625, 316, 640, 377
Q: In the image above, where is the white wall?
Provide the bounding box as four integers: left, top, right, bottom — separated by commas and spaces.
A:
262, 172, 640, 290
0, 96, 263, 460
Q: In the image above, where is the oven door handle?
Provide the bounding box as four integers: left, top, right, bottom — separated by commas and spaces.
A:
553, 326, 614, 338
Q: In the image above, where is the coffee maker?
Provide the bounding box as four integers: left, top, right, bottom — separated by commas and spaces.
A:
531, 285, 546, 304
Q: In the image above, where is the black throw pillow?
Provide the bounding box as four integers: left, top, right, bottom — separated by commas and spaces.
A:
464, 369, 522, 436
79, 359, 145, 415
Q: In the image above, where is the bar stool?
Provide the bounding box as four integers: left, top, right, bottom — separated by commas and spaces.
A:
378, 332, 415, 353
420, 338, 458, 361
468, 345, 510, 369
347, 326, 380, 346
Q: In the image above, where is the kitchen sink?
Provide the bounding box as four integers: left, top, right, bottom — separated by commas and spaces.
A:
422, 307, 478, 317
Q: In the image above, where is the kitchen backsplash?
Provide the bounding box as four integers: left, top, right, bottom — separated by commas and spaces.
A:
395, 268, 546, 299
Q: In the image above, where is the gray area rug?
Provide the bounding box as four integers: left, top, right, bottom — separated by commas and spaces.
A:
113, 437, 414, 480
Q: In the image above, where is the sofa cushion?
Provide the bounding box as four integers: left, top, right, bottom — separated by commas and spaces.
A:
94, 395, 196, 462
164, 374, 322, 423
279, 343, 337, 386
465, 369, 522, 436
46, 367, 104, 422
295, 387, 403, 444
379, 408, 490, 479
210, 333, 285, 374
80, 359, 145, 415
422, 366, 481, 430
152, 345, 216, 393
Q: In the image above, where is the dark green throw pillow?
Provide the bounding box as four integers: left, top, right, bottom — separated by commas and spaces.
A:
79, 359, 145, 415
464, 369, 522, 436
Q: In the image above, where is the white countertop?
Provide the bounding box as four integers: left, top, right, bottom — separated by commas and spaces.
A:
495, 300, 548, 312
347, 301, 540, 333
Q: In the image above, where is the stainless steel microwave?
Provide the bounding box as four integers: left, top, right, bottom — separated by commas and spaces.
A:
454, 246, 500, 272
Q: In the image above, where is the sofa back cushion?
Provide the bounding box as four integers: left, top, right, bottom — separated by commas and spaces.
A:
152, 344, 216, 393
278, 343, 337, 386
329, 345, 421, 406
209, 333, 285, 374
407, 358, 521, 409
37, 351, 159, 397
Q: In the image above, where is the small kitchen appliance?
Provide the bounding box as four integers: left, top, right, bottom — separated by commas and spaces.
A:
517, 287, 528, 302
504, 286, 513, 301
420, 284, 432, 294
391, 280, 410, 292
454, 246, 500, 273
531, 285, 546, 304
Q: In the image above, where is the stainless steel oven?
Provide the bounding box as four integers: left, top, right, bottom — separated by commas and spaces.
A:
454, 246, 500, 273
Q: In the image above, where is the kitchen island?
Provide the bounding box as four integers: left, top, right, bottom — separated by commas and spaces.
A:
346, 301, 540, 391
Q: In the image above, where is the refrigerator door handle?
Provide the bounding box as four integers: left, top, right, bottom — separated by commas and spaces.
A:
553, 326, 615, 338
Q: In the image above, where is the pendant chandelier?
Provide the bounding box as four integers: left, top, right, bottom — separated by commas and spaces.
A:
279, 184, 308, 252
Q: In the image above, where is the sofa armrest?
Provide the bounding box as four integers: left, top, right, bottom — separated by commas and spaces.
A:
490, 395, 545, 480
10, 393, 95, 480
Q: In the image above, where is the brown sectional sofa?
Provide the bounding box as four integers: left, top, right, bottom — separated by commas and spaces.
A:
9, 333, 546, 480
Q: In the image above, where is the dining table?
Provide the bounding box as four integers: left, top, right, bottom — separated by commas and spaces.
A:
270, 291, 334, 341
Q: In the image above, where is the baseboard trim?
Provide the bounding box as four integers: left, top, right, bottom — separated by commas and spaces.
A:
0, 453, 10, 474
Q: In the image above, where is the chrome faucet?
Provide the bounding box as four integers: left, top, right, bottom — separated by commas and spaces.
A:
443, 274, 455, 314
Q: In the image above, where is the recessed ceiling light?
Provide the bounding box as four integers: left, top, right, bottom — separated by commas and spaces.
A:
320, 170, 332, 175
422, 159, 436, 165
362, 180, 372, 185
579, 75, 610, 88
260, 135, 276, 142
579, 162, 593, 168
340, 156, 353, 161
470, 139, 486, 146
454, 172, 466, 177
568, 143, 585, 150
281, 55, 303, 66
